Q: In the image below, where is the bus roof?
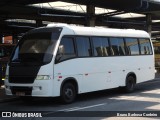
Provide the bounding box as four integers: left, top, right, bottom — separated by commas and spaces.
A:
47, 23, 150, 38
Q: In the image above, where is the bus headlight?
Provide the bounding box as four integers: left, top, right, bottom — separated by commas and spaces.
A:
35, 75, 51, 80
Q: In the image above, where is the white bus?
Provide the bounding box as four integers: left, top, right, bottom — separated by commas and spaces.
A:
5, 24, 155, 103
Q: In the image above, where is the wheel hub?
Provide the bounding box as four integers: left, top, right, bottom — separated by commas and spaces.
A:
65, 88, 73, 98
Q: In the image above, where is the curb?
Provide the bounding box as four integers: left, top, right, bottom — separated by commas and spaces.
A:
0, 97, 18, 103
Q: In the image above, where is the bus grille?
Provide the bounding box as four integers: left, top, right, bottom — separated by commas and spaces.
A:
11, 86, 32, 95
9, 76, 35, 83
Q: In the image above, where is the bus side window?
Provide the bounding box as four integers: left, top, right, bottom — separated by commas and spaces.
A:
75, 37, 91, 57
125, 38, 140, 55
139, 39, 152, 55
56, 37, 76, 62
109, 37, 125, 56
92, 37, 109, 57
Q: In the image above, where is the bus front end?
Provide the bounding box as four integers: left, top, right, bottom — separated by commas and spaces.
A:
4, 27, 62, 97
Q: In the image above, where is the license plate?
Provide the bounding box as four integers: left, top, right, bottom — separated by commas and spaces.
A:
16, 92, 25, 96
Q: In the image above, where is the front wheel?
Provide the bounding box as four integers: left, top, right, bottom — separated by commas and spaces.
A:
124, 76, 136, 93
60, 82, 76, 104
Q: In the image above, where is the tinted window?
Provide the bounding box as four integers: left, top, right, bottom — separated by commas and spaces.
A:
11, 32, 58, 65
76, 37, 91, 57
110, 38, 125, 56
19, 32, 52, 54
139, 39, 152, 55
92, 37, 109, 56
125, 38, 139, 55
56, 37, 76, 62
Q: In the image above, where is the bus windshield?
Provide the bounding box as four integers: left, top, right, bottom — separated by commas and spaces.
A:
10, 28, 62, 65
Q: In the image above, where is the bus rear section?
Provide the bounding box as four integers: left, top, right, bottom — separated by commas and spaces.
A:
4, 24, 155, 103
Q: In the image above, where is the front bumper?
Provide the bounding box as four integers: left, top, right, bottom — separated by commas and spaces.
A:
5, 80, 54, 97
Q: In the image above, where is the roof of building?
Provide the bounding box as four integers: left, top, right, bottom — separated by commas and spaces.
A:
1, 0, 160, 38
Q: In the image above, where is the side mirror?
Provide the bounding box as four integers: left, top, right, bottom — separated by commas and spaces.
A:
55, 45, 64, 63
58, 45, 64, 55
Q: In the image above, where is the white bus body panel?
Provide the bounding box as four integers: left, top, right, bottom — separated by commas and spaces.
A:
54, 56, 154, 94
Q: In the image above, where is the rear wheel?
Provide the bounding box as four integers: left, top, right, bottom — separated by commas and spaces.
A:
60, 82, 76, 104
124, 76, 136, 93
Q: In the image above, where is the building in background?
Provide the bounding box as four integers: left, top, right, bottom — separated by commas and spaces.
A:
3, 36, 12, 44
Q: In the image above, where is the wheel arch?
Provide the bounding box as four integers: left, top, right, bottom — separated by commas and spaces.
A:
60, 77, 79, 95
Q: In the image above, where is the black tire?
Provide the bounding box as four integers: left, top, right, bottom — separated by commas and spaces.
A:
124, 76, 136, 93
60, 82, 76, 104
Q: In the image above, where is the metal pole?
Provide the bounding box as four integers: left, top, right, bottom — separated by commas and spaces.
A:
36, 20, 43, 27
86, 5, 95, 27
146, 14, 152, 37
